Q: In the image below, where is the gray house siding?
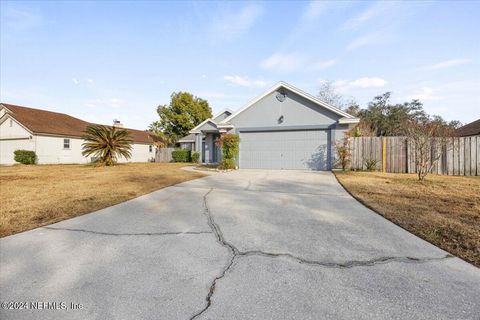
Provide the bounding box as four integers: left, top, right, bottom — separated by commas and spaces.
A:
229, 90, 341, 128
198, 121, 217, 132
229, 88, 343, 170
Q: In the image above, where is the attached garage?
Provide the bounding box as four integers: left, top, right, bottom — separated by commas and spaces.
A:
239, 129, 330, 170
190, 81, 359, 170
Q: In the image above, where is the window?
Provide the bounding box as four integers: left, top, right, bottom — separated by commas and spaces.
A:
9, 119, 13, 127
63, 138, 70, 149
149, 145, 153, 152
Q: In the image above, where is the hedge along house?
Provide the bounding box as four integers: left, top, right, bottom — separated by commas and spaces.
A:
189, 81, 359, 170
0, 103, 159, 165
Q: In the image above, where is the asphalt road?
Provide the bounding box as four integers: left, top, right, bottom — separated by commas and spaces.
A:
1, 169, 479, 319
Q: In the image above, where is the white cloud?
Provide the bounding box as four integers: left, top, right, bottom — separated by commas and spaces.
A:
341, 2, 396, 30
86, 98, 124, 108
405, 87, 440, 101
346, 32, 383, 50
210, 5, 262, 41
72, 78, 80, 85
87, 79, 94, 84
260, 53, 305, 72
326, 77, 387, 92
348, 77, 387, 88
397, 80, 479, 122
224, 75, 267, 88
312, 59, 337, 70
426, 59, 471, 70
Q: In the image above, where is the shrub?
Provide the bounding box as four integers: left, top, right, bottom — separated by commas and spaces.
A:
334, 134, 351, 171
172, 149, 191, 162
218, 158, 236, 170
191, 151, 200, 163
215, 134, 240, 169
363, 158, 379, 171
14, 150, 37, 164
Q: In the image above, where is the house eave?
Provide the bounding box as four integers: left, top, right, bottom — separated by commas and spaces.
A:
217, 123, 234, 129
338, 117, 360, 124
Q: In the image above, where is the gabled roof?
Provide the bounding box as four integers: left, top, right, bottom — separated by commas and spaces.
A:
189, 109, 234, 133
455, 119, 480, 137
212, 108, 233, 122
1, 103, 158, 144
220, 81, 359, 124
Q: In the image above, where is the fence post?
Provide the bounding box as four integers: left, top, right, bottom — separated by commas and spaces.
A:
382, 136, 387, 173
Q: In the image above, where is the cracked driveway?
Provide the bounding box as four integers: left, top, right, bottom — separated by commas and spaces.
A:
1, 170, 479, 319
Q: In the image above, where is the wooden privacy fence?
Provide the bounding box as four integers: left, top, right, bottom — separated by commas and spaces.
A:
155, 147, 177, 163
348, 136, 480, 176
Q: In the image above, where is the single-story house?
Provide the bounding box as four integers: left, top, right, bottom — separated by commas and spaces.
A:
187, 81, 359, 170
456, 119, 480, 137
0, 103, 158, 165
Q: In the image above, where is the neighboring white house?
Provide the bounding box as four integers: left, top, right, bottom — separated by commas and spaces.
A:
0, 103, 158, 165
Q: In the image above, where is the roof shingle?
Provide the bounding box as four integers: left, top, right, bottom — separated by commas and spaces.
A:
455, 119, 480, 137
1, 103, 157, 144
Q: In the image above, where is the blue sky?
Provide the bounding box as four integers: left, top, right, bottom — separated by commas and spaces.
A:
1, 1, 479, 129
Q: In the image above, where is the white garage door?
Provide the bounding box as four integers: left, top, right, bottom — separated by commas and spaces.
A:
239, 130, 330, 170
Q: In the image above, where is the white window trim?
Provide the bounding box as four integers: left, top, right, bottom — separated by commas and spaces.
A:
63, 138, 71, 150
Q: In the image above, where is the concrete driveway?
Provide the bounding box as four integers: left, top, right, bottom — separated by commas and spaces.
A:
1, 170, 479, 319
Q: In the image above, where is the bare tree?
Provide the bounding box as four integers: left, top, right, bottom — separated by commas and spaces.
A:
334, 133, 352, 171
317, 81, 345, 109
403, 119, 455, 181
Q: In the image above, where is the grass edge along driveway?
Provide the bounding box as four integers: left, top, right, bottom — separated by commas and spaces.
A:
0, 163, 205, 237
334, 171, 480, 267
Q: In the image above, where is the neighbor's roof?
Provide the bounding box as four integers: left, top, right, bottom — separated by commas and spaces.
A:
456, 119, 480, 137
1, 103, 158, 144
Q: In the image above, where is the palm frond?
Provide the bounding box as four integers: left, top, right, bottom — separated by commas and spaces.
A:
82, 125, 133, 166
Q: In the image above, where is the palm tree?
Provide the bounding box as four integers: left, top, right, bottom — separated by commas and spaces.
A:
82, 125, 133, 166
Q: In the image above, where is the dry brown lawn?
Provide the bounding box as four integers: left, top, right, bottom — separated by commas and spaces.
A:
0, 163, 205, 237
334, 171, 480, 267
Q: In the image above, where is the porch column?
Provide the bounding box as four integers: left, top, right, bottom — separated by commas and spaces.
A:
204, 134, 213, 163
194, 133, 202, 154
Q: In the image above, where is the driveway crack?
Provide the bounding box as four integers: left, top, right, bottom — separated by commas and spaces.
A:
42, 227, 212, 236
189, 187, 454, 319
237, 250, 454, 269
189, 188, 238, 320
